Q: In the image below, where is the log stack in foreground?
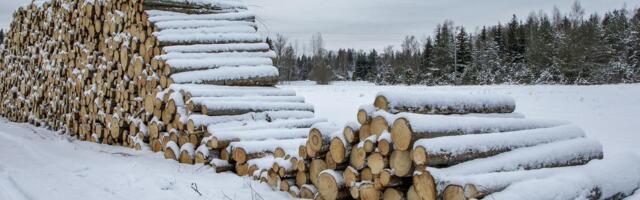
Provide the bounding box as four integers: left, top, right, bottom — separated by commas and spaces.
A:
267, 91, 639, 200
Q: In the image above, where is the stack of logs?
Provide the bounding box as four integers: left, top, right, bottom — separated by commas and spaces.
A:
269, 92, 606, 200
0, 0, 328, 180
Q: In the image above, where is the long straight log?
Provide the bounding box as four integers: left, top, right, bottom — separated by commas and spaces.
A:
391, 113, 567, 151
374, 91, 516, 114
411, 125, 586, 167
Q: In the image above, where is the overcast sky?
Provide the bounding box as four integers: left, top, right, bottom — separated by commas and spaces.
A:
2, 0, 637, 51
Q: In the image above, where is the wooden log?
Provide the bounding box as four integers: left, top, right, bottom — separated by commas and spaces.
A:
374, 91, 516, 114
357, 105, 375, 124
390, 150, 414, 177
342, 122, 361, 144
309, 159, 327, 186
391, 113, 566, 151
164, 141, 179, 161
205, 127, 310, 149
300, 184, 318, 199
179, 143, 195, 164
307, 122, 340, 157
411, 125, 586, 167
431, 138, 603, 176
230, 138, 306, 164
318, 169, 349, 200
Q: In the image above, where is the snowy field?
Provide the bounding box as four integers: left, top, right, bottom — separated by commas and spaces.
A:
1, 82, 640, 199
280, 81, 640, 157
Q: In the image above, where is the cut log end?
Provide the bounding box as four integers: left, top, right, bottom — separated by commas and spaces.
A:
330, 138, 346, 164
413, 171, 437, 200
318, 172, 343, 200
371, 116, 389, 136
390, 150, 413, 177
411, 146, 428, 166
374, 95, 390, 110
443, 185, 465, 200
391, 118, 413, 151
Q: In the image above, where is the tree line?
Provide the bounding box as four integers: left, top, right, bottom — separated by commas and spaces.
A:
269, 2, 640, 85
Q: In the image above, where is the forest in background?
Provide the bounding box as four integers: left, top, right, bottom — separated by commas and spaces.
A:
269, 2, 640, 85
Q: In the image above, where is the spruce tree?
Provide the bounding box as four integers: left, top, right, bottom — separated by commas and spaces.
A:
629, 8, 640, 81
0, 29, 4, 43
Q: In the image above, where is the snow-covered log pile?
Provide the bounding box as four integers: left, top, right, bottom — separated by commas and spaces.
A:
0, 0, 329, 194
287, 91, 617, 200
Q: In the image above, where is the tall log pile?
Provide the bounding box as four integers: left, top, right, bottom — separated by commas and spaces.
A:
269, 91, 615, 200
1, 1, 636, 200
0, 0, 326, 181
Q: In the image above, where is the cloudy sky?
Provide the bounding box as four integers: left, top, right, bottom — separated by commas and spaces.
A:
2, 0, 637, 51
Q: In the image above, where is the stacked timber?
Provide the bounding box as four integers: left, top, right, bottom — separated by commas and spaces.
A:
0, 0, 330, 183
280, 91, 627, 200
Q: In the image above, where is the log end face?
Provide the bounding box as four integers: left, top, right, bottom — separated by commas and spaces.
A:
374, 95, 389, 110
391, 118, 412, 151
443, 185, 466, 200
329, 138, 345, 164
412, 146, 428, 166
390, 150, 413, 177
357, 110, 368, 124
318, 173, 339, 200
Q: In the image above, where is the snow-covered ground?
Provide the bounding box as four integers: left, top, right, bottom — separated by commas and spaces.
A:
0, 119, 289, 200
280, 81, 640, 157
1, 81, 639, 199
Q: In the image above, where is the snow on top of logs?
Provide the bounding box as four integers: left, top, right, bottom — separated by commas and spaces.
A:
413, 124, 586, 158
155, 26, 257, 35
144, 0, 247, 11
212, 127, 310, 141
485, 153, 640, 199
229, 138, 307, 154
396, 113, 568, 135
147, 10, 255, 22
156, 51, 275, 61
430, 138, 603, 176
165, 57, 272, 71
153, 20, 256, 30
199, 101, 314, 113
189, 111, 314, 127
375, 91, 516, 114
169, 84, 296, 97
155, 33, 265, 46
247, 156, 295, 171
174, 65, 278, 84
163, 43, 271, 53
189, 95, 305, 104
208, 117, 327, 133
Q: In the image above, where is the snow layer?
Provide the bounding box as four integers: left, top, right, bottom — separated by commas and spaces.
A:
413, 124, 586, 158
208, 117, 327, 133
169, 84, 296, 97
190, 95, 305, 104
157, 51, 275, 60
189, 110, 314, 127
377, 91, 516, 114
213, 128, 310, 141
148, 11, 254, 22
166, 57, 272, 70
163, 43, 270, 53
170, 65, 278, 84
229, 138, 307, 154
0, 119, 288, 200
153, 20, 256, 30
487, 153, 640, 199
198, 101, 314, 113
399, 112, 567, 136
432, 138, 603, 176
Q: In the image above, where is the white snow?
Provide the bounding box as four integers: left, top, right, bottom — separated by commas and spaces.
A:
486, 153, 640, 199
208, 117, 327, 133
166, 57, 272, 70
157, 51, 275, 60
212, 128, 310, 141
170, 84, 296, 97
170, 65, 278, 84
147, 10, 254, 22
162, 43, 270, 53
189, 95, 305, 104
398, 112, 567, 136
0, 119, 288, 200
430, 138, 603, 176
229, 138, 307, 154
377, 90, 516, 113
413, 124, 587, 158
197, 101, 314, 113
153, 19, 256, 30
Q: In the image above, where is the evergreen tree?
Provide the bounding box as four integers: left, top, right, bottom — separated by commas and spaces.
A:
433, 22, 455, 79
602, 9, 632, 82
455, 27, 473, 72
0, 29, 4, 43
629, 9, 640, 81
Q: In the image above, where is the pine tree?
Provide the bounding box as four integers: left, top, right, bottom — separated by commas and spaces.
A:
433, 22, 455, 81
629, 8, 640, 81
602, 9, 632, 83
